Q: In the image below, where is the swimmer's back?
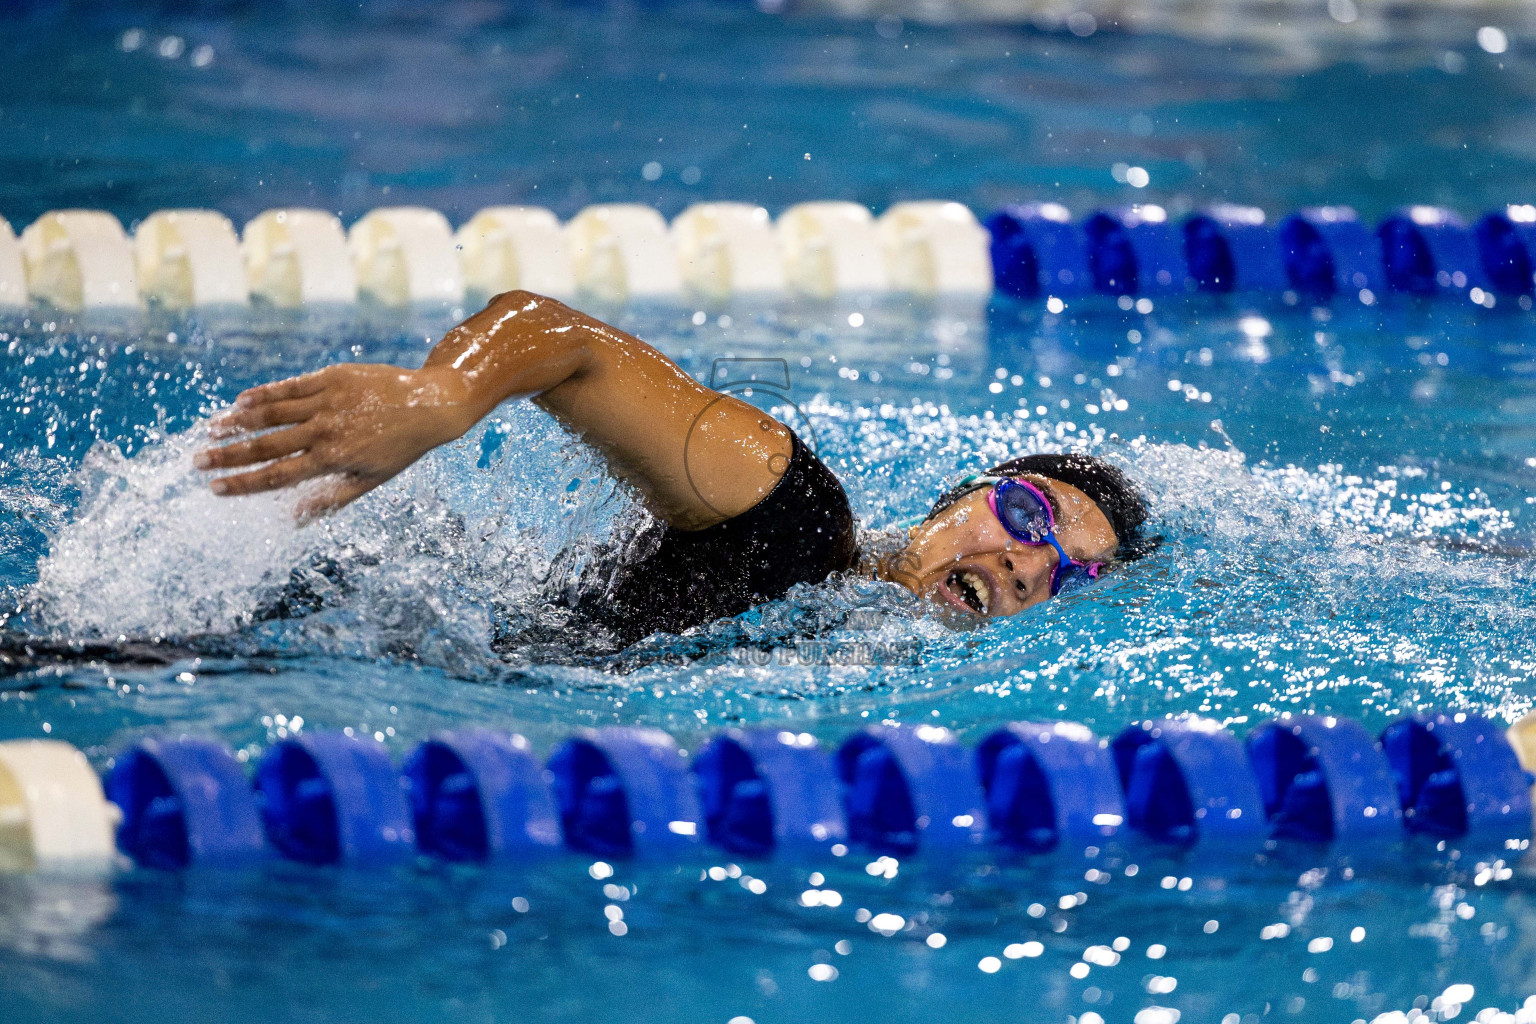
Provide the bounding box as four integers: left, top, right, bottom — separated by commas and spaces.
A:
544, 429, 858, 646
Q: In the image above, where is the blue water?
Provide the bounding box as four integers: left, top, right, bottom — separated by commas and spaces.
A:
4, 4, 1536, 1023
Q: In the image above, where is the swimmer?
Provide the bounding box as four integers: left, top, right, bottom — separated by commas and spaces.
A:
197, 291, 1150, 647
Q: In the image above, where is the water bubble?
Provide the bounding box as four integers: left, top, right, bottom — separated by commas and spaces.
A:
1477, 26, 1509, 54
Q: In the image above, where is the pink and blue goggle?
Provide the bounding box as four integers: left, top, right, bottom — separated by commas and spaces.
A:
983, 476, 1105, 596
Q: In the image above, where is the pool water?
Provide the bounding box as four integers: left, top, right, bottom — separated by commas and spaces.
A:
3, 4, 1536, 1023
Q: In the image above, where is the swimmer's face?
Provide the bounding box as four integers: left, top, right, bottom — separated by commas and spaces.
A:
890, 475, 1119, 621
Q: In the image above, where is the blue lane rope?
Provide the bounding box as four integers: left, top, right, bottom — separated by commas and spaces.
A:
99, 712, 1534, 870
985, 204, 1536, 303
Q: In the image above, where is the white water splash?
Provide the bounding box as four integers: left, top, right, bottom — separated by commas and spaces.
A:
18, 405, 636, 654
13, 396, 1533, 720
26, 426, 318, 638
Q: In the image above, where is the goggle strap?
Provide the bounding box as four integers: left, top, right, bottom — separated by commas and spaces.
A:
898, 473, 1004, 532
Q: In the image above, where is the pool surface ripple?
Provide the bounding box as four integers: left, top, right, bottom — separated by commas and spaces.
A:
2, 5, 1536, 1024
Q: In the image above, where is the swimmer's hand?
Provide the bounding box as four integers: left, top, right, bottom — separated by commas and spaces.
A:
197, 364, 477, 521
198, 289, 792, 529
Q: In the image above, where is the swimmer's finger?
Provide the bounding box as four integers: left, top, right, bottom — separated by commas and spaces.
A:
294, 476, 374, 524
196, 424, 316, 471
214, 396, 320, 429
208, 396, 321, 437
233, 368, 333, 408
208, 452, 321, 497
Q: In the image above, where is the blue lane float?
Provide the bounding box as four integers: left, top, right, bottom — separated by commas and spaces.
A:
1182, 205, 1288, 294
984, 200, 1534, 303
1377, 207, 1488, 296
987, 202, 1535, 304
90, 708, 1536, 873
1275, 206, 1385, 301
692, 728, 846, 858
404, 730, 561, 862
1246, 715, 1401, 844
1474, 207, 1536, 296
1112, 717, 1267, 848
1082, 206, 1190, 295
985, 203, 1093, 298
546, 727, 701, 859
1380, 713, 1533, 841
975, 720, 1125, 853
836, 725, 988, 855
253, 731, 414, 865
105, 736, 266, 870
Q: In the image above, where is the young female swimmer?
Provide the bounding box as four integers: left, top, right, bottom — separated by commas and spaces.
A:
198, 291, 1150, 647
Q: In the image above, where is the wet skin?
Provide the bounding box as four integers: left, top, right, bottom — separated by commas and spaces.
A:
196, 291, 791, 527
197, 290, 1118, 625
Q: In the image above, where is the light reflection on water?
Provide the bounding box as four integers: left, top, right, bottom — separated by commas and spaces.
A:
3, 5, 1536, 1019
2, 846, 1534, 1024
0, 289, 1534, 1022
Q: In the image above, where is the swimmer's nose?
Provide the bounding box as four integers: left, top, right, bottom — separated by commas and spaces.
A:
998, 554, 1027, 609
1000, 550, 1049, 607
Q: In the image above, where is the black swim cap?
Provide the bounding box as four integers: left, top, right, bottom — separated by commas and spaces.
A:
924, 453, 1152, 560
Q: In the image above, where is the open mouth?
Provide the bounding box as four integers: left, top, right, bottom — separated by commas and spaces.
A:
942, 568, 992, 616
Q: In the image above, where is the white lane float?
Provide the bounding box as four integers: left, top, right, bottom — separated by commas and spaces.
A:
776, 201, 889, 298
242, 208, 358, 307
20, 210, 140, 311
565, 203, 681, 303
0, 740, 118, 873
878, 201, 994, 295
671, 202, 785, 301
134, 209, 249, 308
0, 217, 24, 307
348, 206, 466, 307
1507, 712, 1536, 812
455, 206, 575, 298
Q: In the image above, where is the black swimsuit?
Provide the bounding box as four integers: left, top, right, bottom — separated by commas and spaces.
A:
542, 429, 859, 648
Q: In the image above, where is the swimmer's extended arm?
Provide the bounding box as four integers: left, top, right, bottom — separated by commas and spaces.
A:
197, 290, 792, 526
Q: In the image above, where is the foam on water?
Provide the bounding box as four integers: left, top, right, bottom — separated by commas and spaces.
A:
27, 426, 312, 638
12, 401, 624, 669
8, 387, 1531, 736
